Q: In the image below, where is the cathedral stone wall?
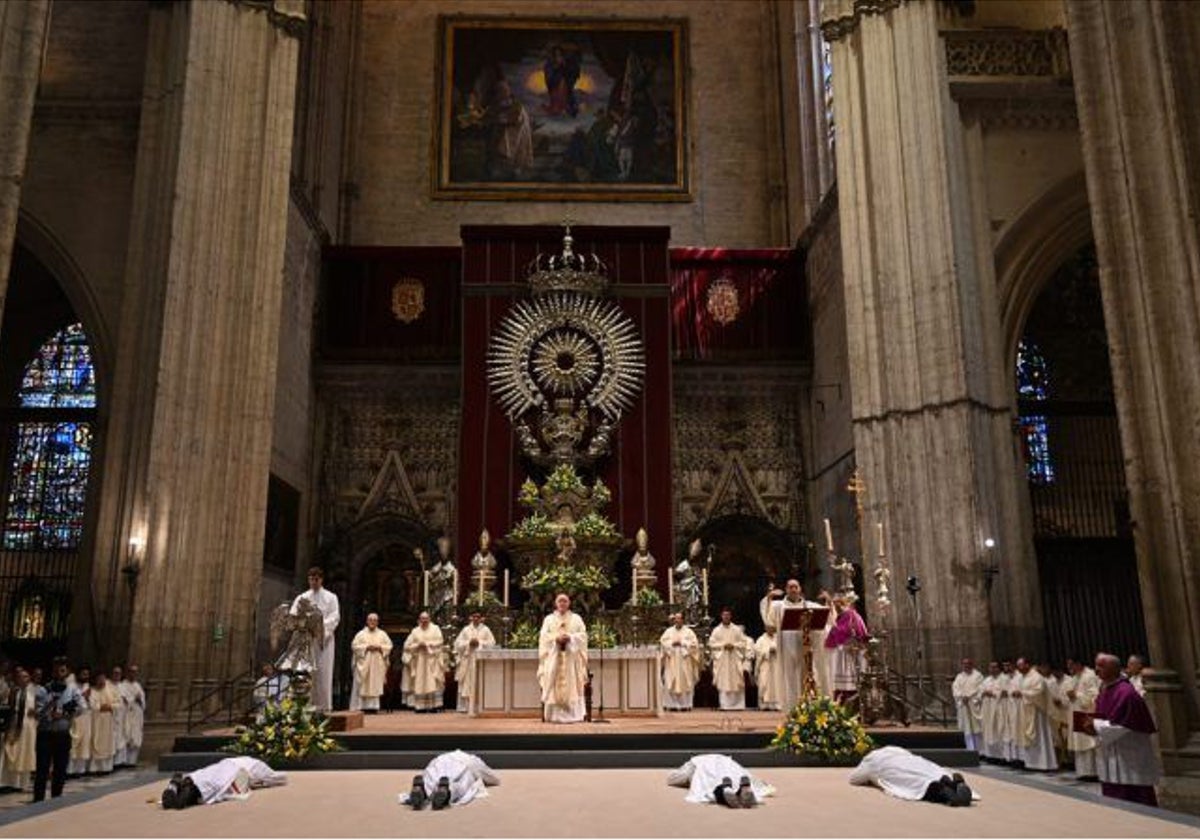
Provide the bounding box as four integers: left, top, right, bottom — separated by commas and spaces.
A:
345, 0, 795, 248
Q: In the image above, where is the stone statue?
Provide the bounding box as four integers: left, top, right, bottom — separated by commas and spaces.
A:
270, 599, 325, 702
470, 529, 498, 591
428, 538, 457, 621
672, 538, 703, 610
630, 526, 657, 602
874, 564, 892, 610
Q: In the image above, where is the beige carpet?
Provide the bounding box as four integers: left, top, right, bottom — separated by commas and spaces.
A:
3, 768, 1197, 838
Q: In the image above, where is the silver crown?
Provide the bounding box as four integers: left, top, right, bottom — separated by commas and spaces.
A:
527, 225, 609, 297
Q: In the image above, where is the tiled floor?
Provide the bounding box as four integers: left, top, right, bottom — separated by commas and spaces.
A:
0, 766, 151, 813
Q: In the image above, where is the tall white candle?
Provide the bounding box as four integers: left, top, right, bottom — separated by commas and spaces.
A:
478, 571, 485, 603
503, 569, 510, 608
877, 522, 885, 557
452, 568, 459, 604
824, 518, 834, 552
702, 568, 709, 605
423, 570, 430, 606
632, 574, 638, 604
667, 567, 674, 605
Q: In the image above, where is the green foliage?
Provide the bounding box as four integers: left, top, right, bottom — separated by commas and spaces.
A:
635, 587, 664, 607
591, 479, 612, 507
518, 478, 540, 509
545, 463, 585, 494
573, 512, 619, 538
769, 695, 874, 760
223, 697, 341, 766
462, 590, 502, 609
508, 620, 540, 649
588, 621, 618, 649
510, 512, 554, 539
521, 564, 610, 595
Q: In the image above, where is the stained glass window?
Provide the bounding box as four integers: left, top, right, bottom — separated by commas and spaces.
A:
821, 37, 835, 152
3, 324, 97, 550
1017, 339, 1055, 485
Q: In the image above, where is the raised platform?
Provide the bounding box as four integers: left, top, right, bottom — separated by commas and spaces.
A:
161, 709, 973, 772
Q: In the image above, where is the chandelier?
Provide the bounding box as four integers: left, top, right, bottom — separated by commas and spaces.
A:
706, 275, 740, 325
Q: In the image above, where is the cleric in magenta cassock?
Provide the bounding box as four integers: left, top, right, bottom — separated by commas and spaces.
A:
1092, 652, 1160, 807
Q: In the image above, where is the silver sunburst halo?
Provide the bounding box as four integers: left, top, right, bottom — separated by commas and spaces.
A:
532, 330, 600, 395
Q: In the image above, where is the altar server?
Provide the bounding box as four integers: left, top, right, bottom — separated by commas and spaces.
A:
290, 567, 340, 712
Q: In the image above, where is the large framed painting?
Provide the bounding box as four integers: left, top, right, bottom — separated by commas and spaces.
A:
433, 16, 690, 202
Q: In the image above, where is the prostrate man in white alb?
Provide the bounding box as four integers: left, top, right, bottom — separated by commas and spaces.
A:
161, 756, 287, 809
350, 613, 393, 713
660, 613, 701, 711
1015, 657, 1058, 771
667, 753, 774, 807
290, 567, 340, 712
403, 612, 445, 713
119, 665, 145, 767
753, 625, 781, 711
401, 750, 500, 810
453, 611, 496, 712
760, 580, 831, 709
849, 745, 976, 806
1064, 657, 1100, 779
951, 658, 984, 754
537, 593, 588, 723
708, 608, 752, 710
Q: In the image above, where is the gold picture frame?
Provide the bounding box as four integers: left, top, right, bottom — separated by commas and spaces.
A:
432, 16, 690, 202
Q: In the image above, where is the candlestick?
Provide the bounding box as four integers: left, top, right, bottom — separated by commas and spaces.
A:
824, 518, 834, 552
423, 570, 430, 606
452, 568, 459, 604
702, 568, 709, 605
667, 567, 674, 605
877, 522, 885, 557
632, 573, 638, 604
478, 572, 484, 603
503, 569, 510, 608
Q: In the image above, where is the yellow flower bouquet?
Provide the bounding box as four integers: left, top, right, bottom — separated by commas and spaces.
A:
769, 695, 874, 761
223, 696, 340, 766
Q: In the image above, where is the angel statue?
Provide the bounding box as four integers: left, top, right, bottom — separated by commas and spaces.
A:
270, 599, 325, 703
672, 538, 703, 611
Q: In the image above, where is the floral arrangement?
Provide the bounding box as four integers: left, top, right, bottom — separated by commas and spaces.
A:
518, 478, 540, 509
591, 479, 612, 507
769, 695, 873, 760
635, 587, 664, 607
573, 512, 620, 538
507, 620, 540, 649
521, 564, 610, 595
510, 512, 555, 539
588, 621, 619, 649
545, 463, 586, 494
462, 590, 502, 609
223, 697, 340, 766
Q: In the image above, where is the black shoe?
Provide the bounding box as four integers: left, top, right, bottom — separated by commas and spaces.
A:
736, 775, 755, 808
431, 776, 451, 810
713, 776, 735, 807
949, 782, 973, 807
951, 772, 965, 786
408, 775, 428, 809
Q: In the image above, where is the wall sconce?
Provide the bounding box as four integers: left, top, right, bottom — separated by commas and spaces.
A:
122, 535, 146, 594
982, 537, 999, 594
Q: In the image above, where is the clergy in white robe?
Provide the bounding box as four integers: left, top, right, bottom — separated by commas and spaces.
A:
660, 614, 701, 711
290, 567, 340, 712
667, 754, 775, 804
453, 613, 496, 712
108, 666, 128, 767
1091, 653, 1160, 808
1065, 659, 1100, 778
979, 662, 1005, 761
87, 674, 119, 774
1, 669, 37, 791
1046, 669, 1069, 757
759, 580, 831, 711
538, 594, 589, 723
403, 612, 445, 712
1015, 658, 1058, 771
951, 659, 985, 753
120, 666, 145, 766
1000, 662, 1021, 763
708, 609, 751, 710
1125, 655, 1147, 697
67, 668, 91, 775
399, 750, 500, 808
849, 745, 980, 803
754, 627, 781, 711
350, 613, 393, 712
188, 756, 287, 805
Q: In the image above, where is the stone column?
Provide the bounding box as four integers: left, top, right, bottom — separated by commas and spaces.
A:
820, 0, 1041, 676
85, 0, 304, 710
1066, 0, 1200, 727
0, 0, 50, 329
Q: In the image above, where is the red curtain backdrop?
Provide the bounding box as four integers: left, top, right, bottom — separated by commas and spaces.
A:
457, 225, 674, 594
668, 248, 806, 362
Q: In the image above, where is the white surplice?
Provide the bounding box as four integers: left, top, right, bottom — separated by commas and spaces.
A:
1017, 670, 1059, 771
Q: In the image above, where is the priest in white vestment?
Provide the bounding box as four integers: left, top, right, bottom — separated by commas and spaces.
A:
67, 666, 91, 776
350, 613, 393, 712
759, 580, 831, 711
1001, 661, 1021, 763
951, 659, 984, 753
403, 612, 445, 712
708, 608, 751, 710
1015, 657, 1058, 770
1046, 666, 1069, 758
87, 673, 119, 774
1064, 658, 1100, 778
979, 662, 1005, 761
290, 567, 340, 712
538, 593, 588, 723
1, 668, 37, 790
120, 665, 145, 766
754, 626, 781, 711
660, 613, 701, 711
108, 666, 128, 767
454, 612, 496, 712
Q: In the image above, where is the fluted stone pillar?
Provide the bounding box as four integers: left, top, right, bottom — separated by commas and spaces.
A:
821, 0, 1041, 676
1067, 0, 1200, 728
0, 0, 50, 331
85, 0, 303, 710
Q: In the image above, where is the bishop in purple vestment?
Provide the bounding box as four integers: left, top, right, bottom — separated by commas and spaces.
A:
1090, 652, 1160, 807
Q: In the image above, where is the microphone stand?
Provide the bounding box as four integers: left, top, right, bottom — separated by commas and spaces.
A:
592, 611, 611, 724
